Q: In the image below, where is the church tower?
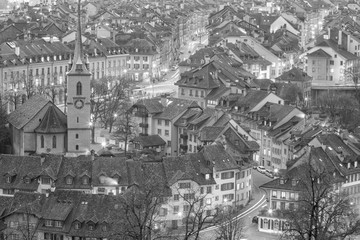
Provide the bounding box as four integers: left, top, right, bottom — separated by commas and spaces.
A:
66, 0, 91, 154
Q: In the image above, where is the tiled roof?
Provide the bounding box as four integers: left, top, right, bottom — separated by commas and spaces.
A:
251, 79, 274, 90
56, 157, 92, 190
205, 86, 230, 100
92, 157, 129, 187
163, 152, 215, 186
276, 67, 312, 82
35, 105, 67, 133
132, 135, 166, 147
307, 48, 331, 58
153, 98, 199, 120
133, 98, 164, 114
199, 126, 225, 141
8, 95, 50, 129
202, 144, 240, 171
317, 134, 357, 159
234, 90, 270, 111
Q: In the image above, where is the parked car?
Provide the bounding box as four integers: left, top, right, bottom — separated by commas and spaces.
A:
252, 216, 258, 224
257, 166, 266, 173
265, 170, 274, 178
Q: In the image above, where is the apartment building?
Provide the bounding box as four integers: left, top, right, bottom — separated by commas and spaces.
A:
259, 146, 346, 234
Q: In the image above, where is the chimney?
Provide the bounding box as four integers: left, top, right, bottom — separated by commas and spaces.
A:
338, 29, 342, 46
91, 149, 95, 161
40, 153, 45, 166
15, 46, 20, 56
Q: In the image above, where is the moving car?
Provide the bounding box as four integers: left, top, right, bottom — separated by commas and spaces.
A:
257, 166, 266, 173
265, 169, 274, 178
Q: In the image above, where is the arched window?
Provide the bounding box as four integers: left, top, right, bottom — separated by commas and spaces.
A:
52, 136, 57, 148
41, 135, 44, 148
76, 82, 82, 95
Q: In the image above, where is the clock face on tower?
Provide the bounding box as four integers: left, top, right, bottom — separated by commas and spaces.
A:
74, 99, 84, 109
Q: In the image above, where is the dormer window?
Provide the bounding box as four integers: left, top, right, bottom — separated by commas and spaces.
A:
5, 176, 12, 183
41, 57, 44, 62
205, 174, 210, 180
102, 224, 108, 231
55, 221, 63, 228
88, 223, 95, 231
280, 178, 285, 184
66, 176, 73, 185
45, 220, 53, 227
291, 179, 297, 186
74, 222, 81, 230
54, 55, 57, 61
42, 177, 51, 185
24, 177, 30, 184
82, 176, 89, 185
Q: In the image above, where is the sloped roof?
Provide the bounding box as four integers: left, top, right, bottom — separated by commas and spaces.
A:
133, 98, 164, 114
307, 48, 331, 58
92, 157, 129, 186
234, 90, 270, 111
202, 144, 240, 171
35, 105, 67, 133
276, 67, 312, 82
199, 126, 225, 141
153, 98, 199, 120
8, 95, 50, 129
56, 157, 92, 190
317, 39, 358, 60
132, 134, 166, 147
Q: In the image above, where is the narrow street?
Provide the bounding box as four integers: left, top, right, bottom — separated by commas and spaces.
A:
198, 170, 279, 240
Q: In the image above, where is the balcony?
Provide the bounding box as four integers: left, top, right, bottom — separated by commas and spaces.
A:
139, 123, 149, 128
134, 111, 148, 118
180, 144, 188, 151
180, 133, 188, 139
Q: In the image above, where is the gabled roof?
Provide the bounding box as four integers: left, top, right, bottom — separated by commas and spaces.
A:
56, 157, 92, 190
202, 144, 240, 171
199, 126, 225, 141
132, 135, 166, 147
307, 48, 331, 58
92, 157, 129, 186
316, 39, 358, 60
35, 105, 67, 133
132, 98, 164, 114
153, 98, 199, 120
8, 95, 50, 129
234, 90, 270, 111
276, 67, 312, 82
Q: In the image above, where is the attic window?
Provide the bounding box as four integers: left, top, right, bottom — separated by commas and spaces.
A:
74, 222, 81, 230
82, 176, 89, 185
24, 177, 30, 184
5, 176, 11, 183
54, 55, 57, 61
205, 174, 210, 180
102, 224, 108, 231
66, 176, 73, 185
280, 178, 285, 184
88, 223, 95, 231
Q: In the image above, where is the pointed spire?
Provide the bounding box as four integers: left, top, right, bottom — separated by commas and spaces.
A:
68, 0, 90, 75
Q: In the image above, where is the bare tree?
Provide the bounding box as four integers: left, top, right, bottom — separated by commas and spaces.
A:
118, 161, 169, 240
281, 158, 360, 240
214, 205, 245, 240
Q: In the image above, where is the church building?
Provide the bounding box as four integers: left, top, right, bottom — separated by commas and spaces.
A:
7, 1, 91, 156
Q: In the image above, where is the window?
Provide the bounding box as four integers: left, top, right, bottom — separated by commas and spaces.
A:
281, 191, 286, 199
189, 90, 193, 96
201, 91, 204, 97
24, 177, 30, 184
173, 206, 179, 214
82, 177, 89, 185
183, 205, 190, 212
143, 56, 148, 61
206, 198, 212, 205
42, 177, 51, 185
66, 177, 73, 185
221, 171, 234, 179
165, 130, 169, 136
184, 193, 195, 200
76, 145, 79, 150
165, 120, 170, 126
223, 194, 234, 202
75, 134, 79, 139
159, 208, 168, 216
55, 221, 63, 228
174, 194, 179, 201
181, 88, 185, 95
157, 129, 162, 135
45, 220, 53, 227
41, 135, 44, 148
167, 141, 171, 146
272, 190, 277, 198
179, 182, 191, 189
89, 224, 94, 231
52, 136, 56, 148
76, 82, 82, 95
102, 224, 108, 232
195, 90, 198, 97
221, 183, 234, 191
5, 176, 11, 183
330, 60, 334, 65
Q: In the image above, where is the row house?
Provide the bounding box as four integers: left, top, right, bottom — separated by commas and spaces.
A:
0, 38, 128, 112
158, 143, 253, 230
121, 38, 160, 83
259, 146, 346, 234
0, 154, 62, 196
130, 97, 200, 156
219, 89, 307, 169
175, 59, 254, 109
0, 190, 130, 240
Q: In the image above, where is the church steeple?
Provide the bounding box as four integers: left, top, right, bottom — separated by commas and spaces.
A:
68, 0, 90, 75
